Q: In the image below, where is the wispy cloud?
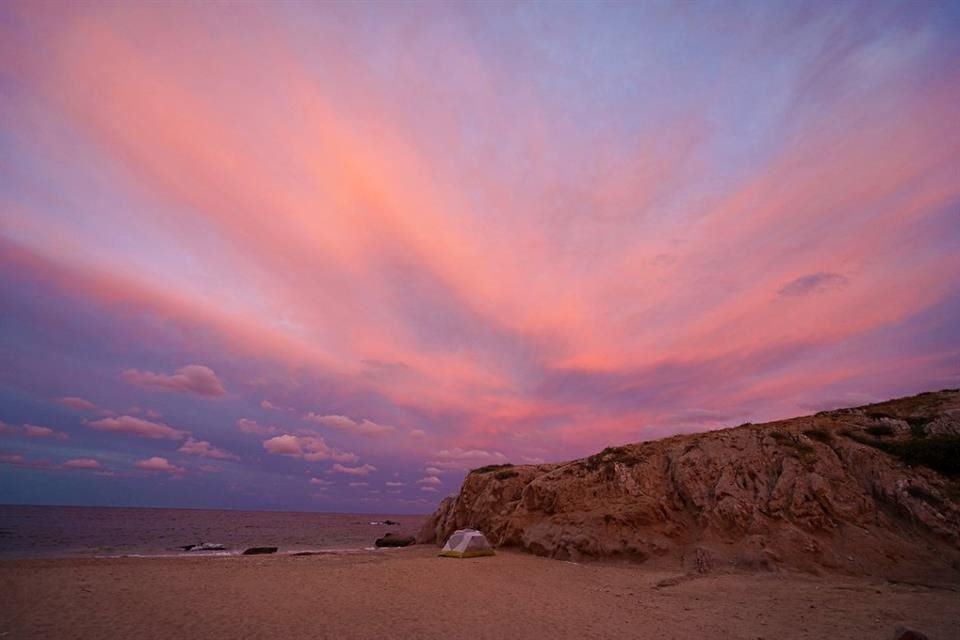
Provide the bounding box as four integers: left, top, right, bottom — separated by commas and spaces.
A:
87, 416, 185, 440
778, 272, 848, 297
304, 413, 395, 438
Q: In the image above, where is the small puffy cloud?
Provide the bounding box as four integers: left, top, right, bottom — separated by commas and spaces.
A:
304, 413, 395, 439
178, 437, 239, 460
23, 424, 69, 440
385, 481, 406, 487
424, 466, 449, 475
420, 486, 439, 492
56, 397, 97, 411
309, 477, 333, 486
330, 463, 376, 476
236, 418, 279, 436
417, 475, 442, 486
778, 272, 847, 297
134, 457, 184, 474
63, 458, 102, 469
409, 429, 428, 440
122, 364, 226, 397
87, 416, 184, 440
262, 434, 358, 462
260, 399, 287, 411
348, 481, 369, 487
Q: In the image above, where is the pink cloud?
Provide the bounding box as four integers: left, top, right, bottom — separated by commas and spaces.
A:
23, 424, 69, 439
262, 434, 357, 462
56, 396, 97, 411
348, 481, 368, 487
122, 365, 226, 397
87, 415, 184, 440
177, 437, 239, 460
304, 413, 395, 438
420, 486, 439, 493
309, 477, 333, 486
134, 457, 184, 473
63, 458, 102, 469
409, 429, 427, 440
416, 475, 442, 486
236, 418, 279, 436
385, 481, 406, 487
330, 463, 376, 476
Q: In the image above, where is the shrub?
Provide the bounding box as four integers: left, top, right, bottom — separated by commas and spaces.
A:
471, 463, 514, 474
803, 428, 833, 443
494, 469, 519, 481
905, 416, 930, 439
905, 485, 943, 508
865, 424, 895, 437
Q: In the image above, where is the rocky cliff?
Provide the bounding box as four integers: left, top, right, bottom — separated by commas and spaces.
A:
419, 389, 960, 580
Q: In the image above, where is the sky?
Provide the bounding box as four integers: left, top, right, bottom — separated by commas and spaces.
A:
1, 1, 958, 513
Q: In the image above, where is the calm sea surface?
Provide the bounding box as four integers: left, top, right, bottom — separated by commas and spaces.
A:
0, 505, 427, 559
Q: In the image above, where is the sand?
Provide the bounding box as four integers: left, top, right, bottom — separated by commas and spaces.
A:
2, 547, 957, 639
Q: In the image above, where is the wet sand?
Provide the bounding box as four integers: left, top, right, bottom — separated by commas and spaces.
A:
2, 547, 957, 639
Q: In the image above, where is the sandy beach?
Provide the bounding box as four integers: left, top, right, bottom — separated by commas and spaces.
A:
2, 547, 957, 640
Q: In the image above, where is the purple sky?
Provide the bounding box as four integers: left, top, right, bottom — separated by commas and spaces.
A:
1, 1, 959, 512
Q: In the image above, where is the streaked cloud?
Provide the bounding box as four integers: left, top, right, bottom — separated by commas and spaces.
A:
304, 413, 395, 438
86, 416, 185, 440
56, 397, 97, 411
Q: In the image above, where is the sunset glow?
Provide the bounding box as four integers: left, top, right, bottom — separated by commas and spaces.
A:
2, 1, 958, 511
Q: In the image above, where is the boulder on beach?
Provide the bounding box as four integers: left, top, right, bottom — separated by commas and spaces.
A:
375, 532, 415, 548
242, 546, 278, 555
383, 520, 400, 526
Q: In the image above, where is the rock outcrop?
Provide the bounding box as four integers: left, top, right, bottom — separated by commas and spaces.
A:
418, 389, 960, 581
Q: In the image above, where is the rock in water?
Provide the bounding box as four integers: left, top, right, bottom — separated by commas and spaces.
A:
375, 533, 415, 547
242, 546, 278, 555
417, 389, 960, 582
181, 542, 226, 552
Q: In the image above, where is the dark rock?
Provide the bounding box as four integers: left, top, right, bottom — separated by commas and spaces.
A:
242, 546, 278, 555
893, 626, 929, 640
375, 532, 415, 547
383, 520, 400, 526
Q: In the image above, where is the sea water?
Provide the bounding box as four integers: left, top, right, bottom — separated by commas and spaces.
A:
0, 505, 426, 558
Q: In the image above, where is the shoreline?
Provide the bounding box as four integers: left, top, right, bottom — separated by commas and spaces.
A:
3, 547, 957, 639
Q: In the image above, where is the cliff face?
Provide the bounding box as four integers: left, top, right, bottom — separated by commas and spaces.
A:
418, 390, 960, 580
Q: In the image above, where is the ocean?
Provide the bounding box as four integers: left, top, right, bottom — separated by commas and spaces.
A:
0, 505, 427, 559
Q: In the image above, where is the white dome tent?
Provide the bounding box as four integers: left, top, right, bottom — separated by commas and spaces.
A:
439, 528, 496, 558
